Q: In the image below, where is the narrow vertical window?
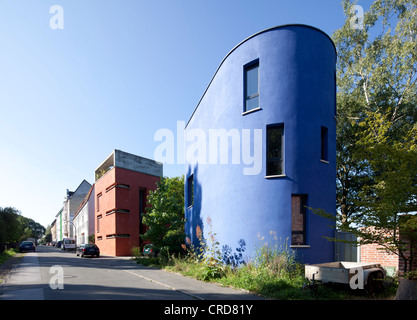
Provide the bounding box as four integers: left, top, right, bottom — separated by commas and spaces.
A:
139, 188, 146, 225
244, 60, 259, 112
96, 193, 102, 212
291, 195, 307, 246
266, 124, 284, 176
321, 126, 328, 162
187, 175, 194, 207
97, 215, 102, 234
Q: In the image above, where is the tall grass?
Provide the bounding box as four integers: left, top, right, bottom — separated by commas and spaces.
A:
216, 233, 308, 299
163, 231, 312, 299
135, 231, 397, 299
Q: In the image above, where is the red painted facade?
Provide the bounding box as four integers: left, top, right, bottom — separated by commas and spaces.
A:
95, 166, 160, 256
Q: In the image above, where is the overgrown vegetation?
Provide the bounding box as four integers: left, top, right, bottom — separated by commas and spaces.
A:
0, 248, 18, 265
133, 230, 397, 300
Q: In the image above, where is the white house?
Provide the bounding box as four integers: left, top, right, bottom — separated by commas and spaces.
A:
62, 179, 92, 238
55, 208, 63, 241
73, 184, 95, 245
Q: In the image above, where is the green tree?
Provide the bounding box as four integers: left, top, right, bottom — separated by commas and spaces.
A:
333, 0, 417, 226
43, 225, 52, 243
349, 112, 417, 274
0, 207, 46, 244
141, 176, 185, 254
0, 207, 21, 243
329, 0, 417, 275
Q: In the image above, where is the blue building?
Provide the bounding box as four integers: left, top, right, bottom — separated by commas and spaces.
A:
184, 25, 337, 264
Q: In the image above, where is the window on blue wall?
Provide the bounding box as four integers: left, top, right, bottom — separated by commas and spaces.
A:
266, 124, 284, 176
244, 60, 259, 112
291, 194, 307, 246
321, 126, 328, 162
187, 175, 194, 207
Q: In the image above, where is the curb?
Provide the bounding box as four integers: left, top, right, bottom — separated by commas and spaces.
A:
122, 269, 205, 300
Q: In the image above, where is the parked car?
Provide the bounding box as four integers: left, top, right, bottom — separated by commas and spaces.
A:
56, 241, 63, 248
143, 244, 157, 257
62, 238, 76, 251
19, 241, 36, 253
76, 244, 100, 258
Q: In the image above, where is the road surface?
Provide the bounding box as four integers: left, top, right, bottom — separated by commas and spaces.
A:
0, 245, 263, 301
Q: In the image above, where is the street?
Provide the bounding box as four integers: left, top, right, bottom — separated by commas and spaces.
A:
0, 245, 190, 300
0, 245, 264, 300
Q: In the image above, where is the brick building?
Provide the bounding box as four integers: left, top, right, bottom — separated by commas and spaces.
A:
359, 221, 417, 277
94, 150, 162, 256
360, 242, 399, 268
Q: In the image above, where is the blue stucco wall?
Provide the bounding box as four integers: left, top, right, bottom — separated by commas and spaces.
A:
184, 25, 336, 265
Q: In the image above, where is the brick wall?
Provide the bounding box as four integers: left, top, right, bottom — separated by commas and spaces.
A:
398, 225, 417, 277
360, 242, 399, 268
398, 251, 417, 277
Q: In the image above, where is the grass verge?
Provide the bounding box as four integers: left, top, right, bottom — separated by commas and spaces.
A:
0, 248, 18, 264
133, 243, 398, 300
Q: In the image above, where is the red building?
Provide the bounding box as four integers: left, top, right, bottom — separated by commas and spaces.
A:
94, 149, 162, 256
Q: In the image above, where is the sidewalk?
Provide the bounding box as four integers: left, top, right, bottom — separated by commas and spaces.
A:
97, 255, 266, 300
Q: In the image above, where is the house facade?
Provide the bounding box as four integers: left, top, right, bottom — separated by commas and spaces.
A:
61, 180, 92, 239
50, 219, 57, 243
94, 149, 162, 256
55, 208, 63, 242
73, 184, 95, 245
184, 25, 337, 264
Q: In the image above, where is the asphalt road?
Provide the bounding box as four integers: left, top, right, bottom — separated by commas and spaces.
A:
0, 245, 193, 300
0, 245, 264, 301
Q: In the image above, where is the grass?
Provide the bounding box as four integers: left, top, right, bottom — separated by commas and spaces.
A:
0, 248, 21, 284
132, 237, 398, 300
137, 255, 398, 300
0, 248, 18, 264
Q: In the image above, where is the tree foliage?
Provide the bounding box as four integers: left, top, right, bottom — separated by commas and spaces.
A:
0, 207, 45, 244
141, 176, 185, 254
330, 0, 417, 274
334, 0, 417, 226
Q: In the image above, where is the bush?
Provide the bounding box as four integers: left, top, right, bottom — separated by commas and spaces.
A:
131, 246, 141, 257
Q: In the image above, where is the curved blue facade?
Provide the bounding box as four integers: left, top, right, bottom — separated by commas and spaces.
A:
185, 25, 336, 264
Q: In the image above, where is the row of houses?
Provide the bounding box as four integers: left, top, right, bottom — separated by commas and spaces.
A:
50, 149, 162, 256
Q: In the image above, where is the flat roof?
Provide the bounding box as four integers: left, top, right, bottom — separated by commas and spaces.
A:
95, 149, 163, 179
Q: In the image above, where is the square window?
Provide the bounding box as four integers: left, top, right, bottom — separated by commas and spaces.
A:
266, 124, 284, 176
244, 60, 259, 112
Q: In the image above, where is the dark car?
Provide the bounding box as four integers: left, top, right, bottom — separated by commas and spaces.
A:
143, 244, 158, 257
56, 241, 63, 248
19, 241, 36, 253
76, 244, 100, 258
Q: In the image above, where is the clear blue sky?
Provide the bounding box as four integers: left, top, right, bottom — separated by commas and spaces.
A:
0, 0, 373, 228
